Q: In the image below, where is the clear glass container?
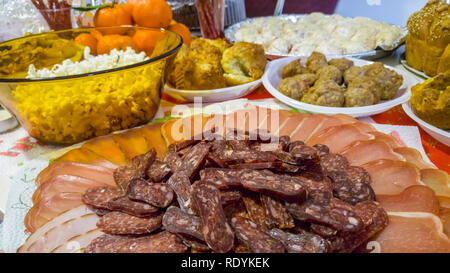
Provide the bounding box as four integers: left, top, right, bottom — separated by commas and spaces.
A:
0, 26, 182, 144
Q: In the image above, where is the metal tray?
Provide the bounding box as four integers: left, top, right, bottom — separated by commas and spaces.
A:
400, 53, 431, 80
225, 14, 407, 60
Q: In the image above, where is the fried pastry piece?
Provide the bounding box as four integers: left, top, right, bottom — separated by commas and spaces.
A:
363, 62, 403, 100
328, 58, 354, 72
316, 65, 343, 84
306, 51, 328, 73
301, 79, 345, 107
192, 38, 231, 53
281, 59, 311, 78
221, 42, 267, 86
183, 39, 227, 90
167, 44, 191, 88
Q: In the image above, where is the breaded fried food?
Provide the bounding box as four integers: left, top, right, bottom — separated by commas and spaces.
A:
167, 44, 191, 88
328, 58, 354, 72
191, 38, 232, 53
221, 42, 267, 86
281, 59, 311, 78
301, 79, 345, 107
316, 65, 343, 84
278, 75, 312, 100
411, 71, 450, 129
345, 87, 378, 107
183, 39, 227, 90
306, 51, 328, 72
343, 66, 366, 85
363, 62, 403, 100
347, 76, 383, 103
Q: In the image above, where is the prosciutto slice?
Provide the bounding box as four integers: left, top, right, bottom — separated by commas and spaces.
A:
32, 175, 111, 204
394, 147, 436, 170
54, 147, 118, 169
18, 205, 101, 253
82, 135, 128, 166
25, 192, 84, 233
290, 114, 328, 142
36, 161, 115, 186
112, 128, 150, 161
361, 159, 422, 195
340, 140, 405, 166
370, 212, 450, 253
306, 124, 374, 153
377, 185, 440, 214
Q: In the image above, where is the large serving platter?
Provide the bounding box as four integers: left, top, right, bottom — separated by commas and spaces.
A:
402, 101, 450, 147
262, 56, 418, 118
225, 14, 407, 60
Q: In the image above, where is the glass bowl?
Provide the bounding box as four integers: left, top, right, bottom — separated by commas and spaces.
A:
0, 26, 182, 144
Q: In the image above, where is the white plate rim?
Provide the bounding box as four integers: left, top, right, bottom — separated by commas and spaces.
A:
262, 56, 417, 117
400, 53, 431, 80
402, 101, 450, 146
164, 77, 262, 95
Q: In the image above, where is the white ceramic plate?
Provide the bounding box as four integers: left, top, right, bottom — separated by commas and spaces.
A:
262, 56, 419, 118
163, 64, 269, 103
402, 102, 450, 147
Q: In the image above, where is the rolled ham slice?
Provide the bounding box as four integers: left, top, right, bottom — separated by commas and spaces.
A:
19, 205, 101, 253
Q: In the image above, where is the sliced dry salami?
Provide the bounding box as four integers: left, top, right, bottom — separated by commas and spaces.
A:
178, 142, 211, 179
231, 216, 285, 253
260, 195, 294, 229
168, 140, 200, 153
320, 153, 349, 173
347, 166, 372, 185
286, 198, 363, 232
85, 231, 187, 253
82, 186, 123, 210
313, 144, 330, 157
269, 228, 329, 253
200, 168, 242, 189
191, 181, 235, 253
106, 196, 159, 217
128, 178, 174, 208
146, 160, 172, 182
163, 151, 181, 173
113, 149, 156, 191
220, 190, 242, 206
332, 173, 375, 205
167, 171, 193, 212
242, 193, 269, 232
310, 223, 338, 238
97, 211, 163, 235
162, 206, 203, 241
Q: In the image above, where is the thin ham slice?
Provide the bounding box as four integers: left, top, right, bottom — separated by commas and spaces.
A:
368, 131, 403, 149
420, 169, 450, 203
54, 147, 118, 169
290, 114, 328, 142
361, 159, 422, 195
277, 113, 308, 138
52, 229, 104, 253
394, 147, 436, 170
306, 124, 374, 153
303, 114, 356, 142
25, 192, 83, 233
341, 140, 405, 166
141, 123, 168, 158
18, 205, 100, 253
377, 185, 440, 215
36, 161, 115, 186
32, 175, 111, 204
370, 212, 450, 253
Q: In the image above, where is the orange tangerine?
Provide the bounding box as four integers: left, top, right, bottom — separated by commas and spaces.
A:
74, 33, 98, 55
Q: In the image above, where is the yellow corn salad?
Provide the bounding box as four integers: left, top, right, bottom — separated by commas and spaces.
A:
13, 62, 164, 144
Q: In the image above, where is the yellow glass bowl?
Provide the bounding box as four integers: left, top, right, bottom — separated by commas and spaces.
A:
0, 26, 182, 144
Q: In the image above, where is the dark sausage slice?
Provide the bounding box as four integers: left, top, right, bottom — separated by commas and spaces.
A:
178, 142, 211, 179
191, 181, 235, 253
231, 216, 285, 253
269, 228, 329, 253
242, 193, 269, 232
82, 186, 123, 210
106, 196, 159, 217
200, 168, 242, 189
162, 206, 204, 241
97, 211, 163, 235
220, 190, 242, 206
113, 149, 156, 191
85, 231, 187, 253
127, 178, 174, 208
163, 151, 181, 173
286, 198, 363, 232
167, 171, 192, 212
260, 195, 294, 229
146, 160, 172, 182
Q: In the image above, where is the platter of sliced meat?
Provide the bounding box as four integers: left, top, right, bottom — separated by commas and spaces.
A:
18, 106, 450, 253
